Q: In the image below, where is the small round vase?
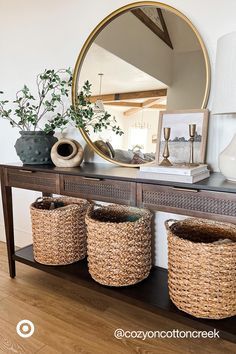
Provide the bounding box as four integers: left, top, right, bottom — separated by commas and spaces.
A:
14, 131, 58, 165
51, 138, 84, 167
219, 133, 236, 182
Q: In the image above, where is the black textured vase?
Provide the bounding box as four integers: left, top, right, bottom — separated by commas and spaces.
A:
14, 131, 58, 165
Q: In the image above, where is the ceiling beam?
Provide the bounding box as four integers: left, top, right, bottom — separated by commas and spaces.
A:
104, 101, 142, 108
150, 104, 167, 110
123, 107, 142, 117
142, 98, 161, 108
90, 89, 167, 103
131, 8, 173, 49
124, 98, 162, 116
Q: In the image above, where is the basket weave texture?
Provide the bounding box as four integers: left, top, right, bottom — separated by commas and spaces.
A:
86, 204, 152, 286
31, 197, 90, 265
165, 218, 236, 319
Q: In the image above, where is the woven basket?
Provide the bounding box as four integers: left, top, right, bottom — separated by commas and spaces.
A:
86, 204, 152, 286
31, 197, 90, 265
165, 218, 236, 319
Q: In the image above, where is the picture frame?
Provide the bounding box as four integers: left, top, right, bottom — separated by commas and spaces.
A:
155, 109, 209, 165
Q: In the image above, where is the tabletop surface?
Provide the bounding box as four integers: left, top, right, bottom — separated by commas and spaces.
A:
1, 162, 236, 194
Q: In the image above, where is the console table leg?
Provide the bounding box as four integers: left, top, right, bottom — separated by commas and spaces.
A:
1, 172, 15, 278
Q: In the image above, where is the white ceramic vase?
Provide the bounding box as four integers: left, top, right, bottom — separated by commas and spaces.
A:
219, 133, 236, 181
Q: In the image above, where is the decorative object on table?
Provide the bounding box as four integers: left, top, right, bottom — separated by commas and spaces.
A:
0, 73, 123, 165
93, 140, 115, 158
212, 31, 236, 181
165, 218, 236, 319
0, 69, 72, 164
138, 163, 210, 183
156, 109, 209, 165
14, 131, 57, 165
72, 2, 211, 168
218, 135, 236, 181
159, 127, 173, 166
85, 203, 152, 287
31, 197, 90, 265
51, 138, 84, 167
188, 124, 199, 166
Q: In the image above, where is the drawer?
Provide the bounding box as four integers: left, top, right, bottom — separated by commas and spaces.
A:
60, 175, 136, 206
5, 168, 59, 193
137, 183, 236, 223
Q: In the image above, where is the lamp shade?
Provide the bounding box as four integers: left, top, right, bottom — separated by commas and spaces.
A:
212, 31, 236, 115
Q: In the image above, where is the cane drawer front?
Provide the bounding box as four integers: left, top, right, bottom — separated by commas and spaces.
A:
5, 168, 59, 193
61, 175, 136, 206
138, 183, 236, 222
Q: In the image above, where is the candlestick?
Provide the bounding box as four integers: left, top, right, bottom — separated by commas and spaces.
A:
159, 127, 172, 166
188, 123, 199, 167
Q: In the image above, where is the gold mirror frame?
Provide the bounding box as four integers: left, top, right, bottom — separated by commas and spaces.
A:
72, 1, 211, 167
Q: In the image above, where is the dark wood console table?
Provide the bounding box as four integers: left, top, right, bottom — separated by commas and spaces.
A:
1, 162, 236, 343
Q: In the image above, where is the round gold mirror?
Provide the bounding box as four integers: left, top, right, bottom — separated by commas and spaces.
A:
72, 1, 210, 167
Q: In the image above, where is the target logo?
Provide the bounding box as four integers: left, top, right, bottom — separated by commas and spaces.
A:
16, 320, 35, 338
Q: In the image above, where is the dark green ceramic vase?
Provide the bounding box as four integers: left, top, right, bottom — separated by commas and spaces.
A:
14, 131, 58, 165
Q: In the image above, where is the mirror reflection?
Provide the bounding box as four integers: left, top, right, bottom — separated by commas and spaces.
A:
78, 5, 208, 165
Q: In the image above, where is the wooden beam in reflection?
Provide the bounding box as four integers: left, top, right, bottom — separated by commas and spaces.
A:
104, 101, 142, 108
124, 98, 165, 116
90, 89, 167, 102
150, 104, 166, 109
132, 9, 173, 49
123, 107, 142, 116
143, 98, 161, 107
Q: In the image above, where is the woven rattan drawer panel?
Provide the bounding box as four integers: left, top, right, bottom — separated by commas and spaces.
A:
6, 168, 59, 193
138, 183, 236, 223
61, 175, 136, 205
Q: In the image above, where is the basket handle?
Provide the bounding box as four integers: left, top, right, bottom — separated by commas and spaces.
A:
87, 201, 105, 208
34, 197, 44, 203
86, 201, 103, 213
165, 219, 177, 230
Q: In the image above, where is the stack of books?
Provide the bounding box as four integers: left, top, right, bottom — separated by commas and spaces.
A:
138, 164, 210, 183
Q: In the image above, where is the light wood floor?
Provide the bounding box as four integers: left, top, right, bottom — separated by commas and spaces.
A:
0, 242, 235, 354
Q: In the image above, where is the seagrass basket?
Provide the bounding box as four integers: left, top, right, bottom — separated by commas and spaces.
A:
165, 218, 236, 319
86, 204, 152, 286
30, 197, 90, 265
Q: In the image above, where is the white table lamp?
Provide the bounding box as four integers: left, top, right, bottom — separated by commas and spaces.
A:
212, 31, 236, 181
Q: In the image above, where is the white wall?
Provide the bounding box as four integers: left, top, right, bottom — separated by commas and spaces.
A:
167, 49, 206, 109
1, 0, 236, 268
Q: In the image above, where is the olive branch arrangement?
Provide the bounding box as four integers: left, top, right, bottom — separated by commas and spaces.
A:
0, 69, 72, 132
69, 80, 124, 136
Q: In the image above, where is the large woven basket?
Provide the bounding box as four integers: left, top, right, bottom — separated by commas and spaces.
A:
86, 204, 152, 286
165, 218, 236, 319
31, 197, 90, 265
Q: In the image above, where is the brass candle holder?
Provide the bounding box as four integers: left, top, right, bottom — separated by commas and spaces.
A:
188, 123, 199, 167
159, 127, 172, 166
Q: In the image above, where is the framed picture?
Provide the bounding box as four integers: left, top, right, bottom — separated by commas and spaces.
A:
156, 109, 209, 164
